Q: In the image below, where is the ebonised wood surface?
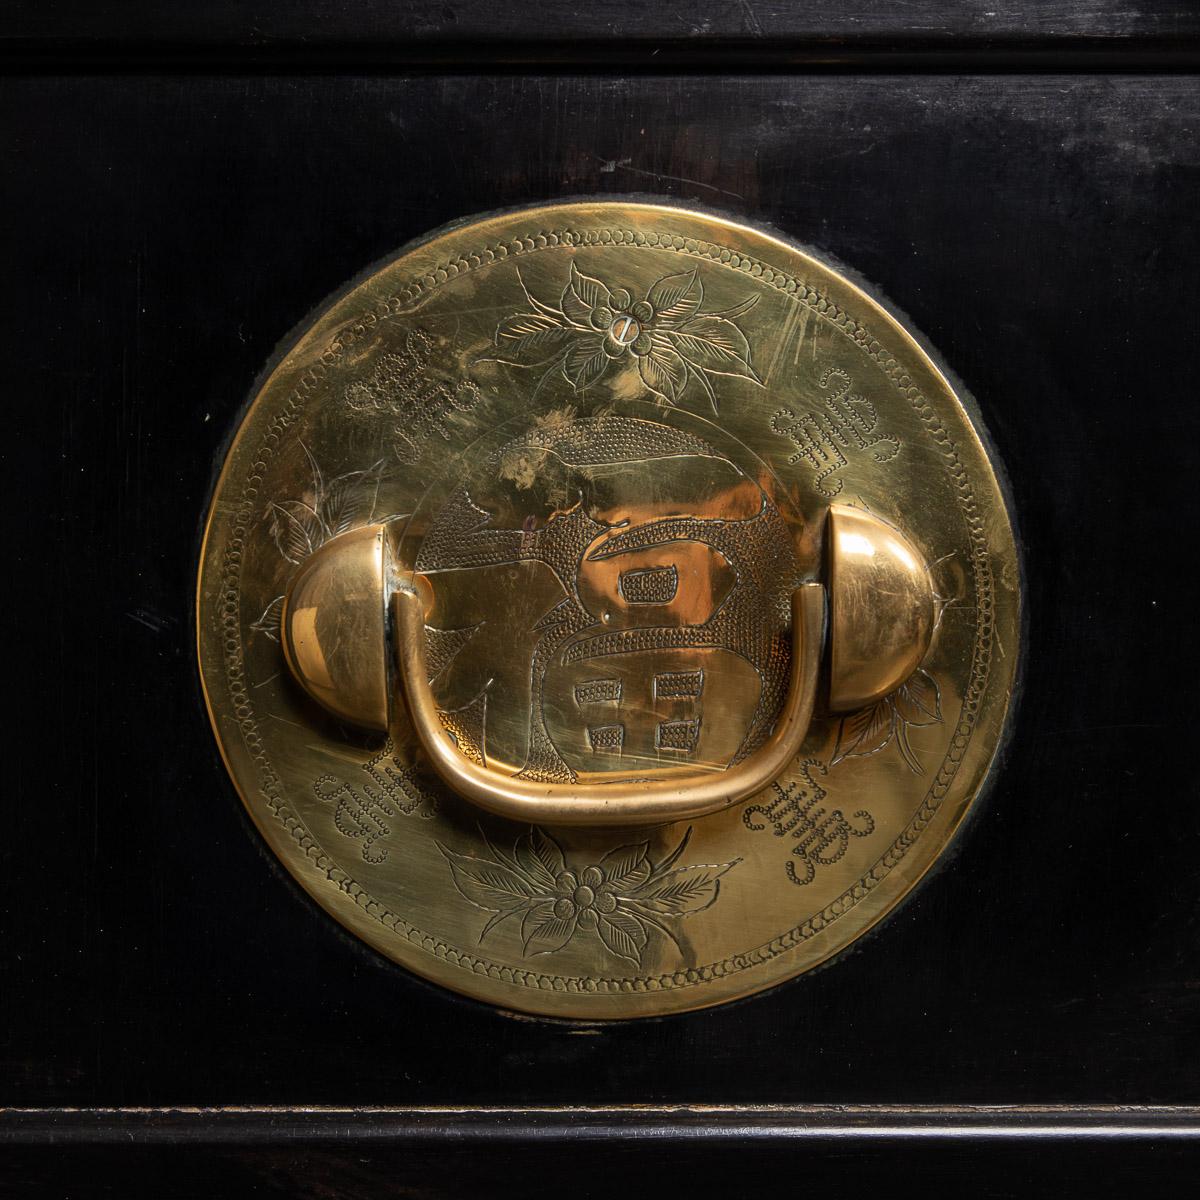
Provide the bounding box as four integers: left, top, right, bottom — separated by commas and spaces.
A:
1, 26, 1198, 1198
4, 0, 1200, 46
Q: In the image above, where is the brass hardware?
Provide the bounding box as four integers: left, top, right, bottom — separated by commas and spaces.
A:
281, 525, 390, 733
393, 583, 825, 826
826, 505, 935, 712
279, 506, 933, 826
197, 200, 1020, 1018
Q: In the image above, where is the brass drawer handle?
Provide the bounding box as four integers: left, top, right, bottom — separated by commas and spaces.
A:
391, 582, 825, 828
280, 504, 933, 828
198, 199, 1021, 1013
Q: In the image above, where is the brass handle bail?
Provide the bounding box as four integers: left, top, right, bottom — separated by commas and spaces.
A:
280, 505, 935, 827
391, 583, 825, 827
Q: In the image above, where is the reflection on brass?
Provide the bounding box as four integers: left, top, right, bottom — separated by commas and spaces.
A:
197, 200, 1020, 1018
281, 505, 929, 824
392, 584, 824, 827
826, 504, 935, 713
281, 525, 390, 732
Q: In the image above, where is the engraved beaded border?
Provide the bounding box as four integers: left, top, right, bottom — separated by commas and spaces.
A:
213, 224, 998, 998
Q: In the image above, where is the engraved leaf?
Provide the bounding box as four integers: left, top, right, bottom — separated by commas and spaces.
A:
250, 595, 285, 640
562, 262, 611, 327
515, 827, 567, 892
671, 315, 761, 382
515, 267, 564, 320
893, 669, 943, 728
647, 269, 702, 328
596, 909, 649, 964
689, 361, 719, 414
831, 701, 896, 765
302, 442, 325, 503
568, 261, 612, 309
476, 907, 521, 943
564, 337, 611, 391
652, 828, 693, 877
638, 339, 688, 404
437, 844, 538, 912
894, 724, 925, 775
708, 295, 759, 322
599, 842, 652, 891
521, 902, 578, 956
635, 861, 736, 916
269, 500, 326, 564
495, 312, 572, 365
321, 461, 383, 537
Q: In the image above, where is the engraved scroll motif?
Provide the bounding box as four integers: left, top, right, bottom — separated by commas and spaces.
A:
314, 740, 438, 864
342, 328, 482, 465
743, 762, 875, 887
414, 415, 798, 785
440, 826, 739, 965
771, 366, 901, 497
489, 263, 762, 412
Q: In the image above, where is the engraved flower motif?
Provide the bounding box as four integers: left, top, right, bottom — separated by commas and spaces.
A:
438, 826, 739, 966
548, 864, 621, 928
830, 668, 943, 774
490, 262, 762, 413
250, 445, 390, 641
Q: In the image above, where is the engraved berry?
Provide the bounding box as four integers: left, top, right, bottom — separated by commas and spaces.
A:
594, 886, 618, 915
631, 331, 654, 356
572, 884, 596, 908
555, 870, 577, 893
589, 304, 614, 331
576, 907, 598, 930
580, 866, 605, 889
631, 299, 654, 323
609, 287, 632, 310
553, 898, 575, 921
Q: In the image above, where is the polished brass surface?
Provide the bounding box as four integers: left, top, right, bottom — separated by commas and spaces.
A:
281, 524, 390, 732
393, 583, 825, 826
197, 200, 1020, 1018
281, 506, 926, 822
826, 504, 935, 713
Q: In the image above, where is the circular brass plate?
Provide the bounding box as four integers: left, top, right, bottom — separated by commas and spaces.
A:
197, 201, 1019, 1018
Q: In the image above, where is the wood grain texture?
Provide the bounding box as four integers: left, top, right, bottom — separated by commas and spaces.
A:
2, 1112, 1200, 1198
1, 64, 1198, 1200
3, 1107, 1200, 1198
2, 71, 1197, 1114
4, 1105, 1200, 1144
3, 0, 1200, 45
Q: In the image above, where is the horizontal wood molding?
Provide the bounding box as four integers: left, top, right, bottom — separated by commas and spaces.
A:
3, 1106, 1199, 1146
3, 38, 1200, 72
4, 0, 1200, 43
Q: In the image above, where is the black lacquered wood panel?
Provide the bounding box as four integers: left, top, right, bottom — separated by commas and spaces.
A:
5, 0, 1200, 51
1, 71, 1197, 1134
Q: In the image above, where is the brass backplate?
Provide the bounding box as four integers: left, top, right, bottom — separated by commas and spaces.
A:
197, 201, 1020, 1019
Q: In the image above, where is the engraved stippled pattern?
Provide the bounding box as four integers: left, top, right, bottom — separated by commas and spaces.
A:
415, 415, 795, 781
